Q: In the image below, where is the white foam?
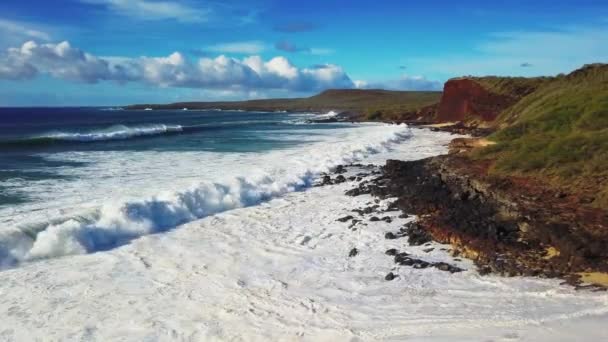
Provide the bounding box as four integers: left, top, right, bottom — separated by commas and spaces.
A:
0, 124, 413, 265
314, 110, 339, 119
0, 153, 606, 340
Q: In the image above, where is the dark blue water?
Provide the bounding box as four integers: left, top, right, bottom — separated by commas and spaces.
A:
0, 107, 342, 206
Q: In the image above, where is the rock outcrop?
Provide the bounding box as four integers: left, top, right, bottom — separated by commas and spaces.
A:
370, 156, 608, 287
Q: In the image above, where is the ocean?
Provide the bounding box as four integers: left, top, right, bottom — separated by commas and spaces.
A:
1, 108, 607, 340
0, 107, 413, 266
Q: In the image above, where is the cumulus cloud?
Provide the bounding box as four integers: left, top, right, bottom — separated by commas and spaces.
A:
206, 41, 266, 54
0, 40, 354, 92
80, 0, 208, 22
0, 41, 130, 82
0, 56, 37, 80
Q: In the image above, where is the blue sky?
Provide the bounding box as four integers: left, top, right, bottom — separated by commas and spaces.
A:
0, 0, 607, 106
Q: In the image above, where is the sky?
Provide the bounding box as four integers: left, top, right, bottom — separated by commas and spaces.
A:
0, 0, 607, 106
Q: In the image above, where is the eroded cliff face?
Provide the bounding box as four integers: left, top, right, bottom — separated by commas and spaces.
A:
435, 79, 515, 124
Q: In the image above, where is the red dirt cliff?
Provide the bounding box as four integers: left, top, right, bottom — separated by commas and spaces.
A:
435, 79, 516, 123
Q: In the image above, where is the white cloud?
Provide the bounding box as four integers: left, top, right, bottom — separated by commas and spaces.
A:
80, 0, 208, 22
0, 19, 51, 41
0, 40, 354, 92
0, 18, 53, 50
206, 41, 267, 54
0, 41, 128, 82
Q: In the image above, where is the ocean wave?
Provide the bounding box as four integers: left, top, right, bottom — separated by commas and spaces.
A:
0, 124, 184, 148
283, 111, 339, 124
1, 120, 301, 148
39, 124, 184, 142
0, 125, 411, 267
314, 110, 339, 119
99, 107, 124, 111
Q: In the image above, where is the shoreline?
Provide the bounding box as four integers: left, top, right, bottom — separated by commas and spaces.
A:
322, 159, 608, 290
73, 103, 608, 288
99, 105, 608, 288
3, 127, 607, 339
352, 156, 607, 289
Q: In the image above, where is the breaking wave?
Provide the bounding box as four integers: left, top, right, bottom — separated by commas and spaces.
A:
0, 124, 184, 148
41, 124, 184, 141
0, 124, 411, 268
314, 110, 339, 119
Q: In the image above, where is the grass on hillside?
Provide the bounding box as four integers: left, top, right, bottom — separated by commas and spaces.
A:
304, 89, 441, 120
468, 76, 550, 98
473, 64, 608, 207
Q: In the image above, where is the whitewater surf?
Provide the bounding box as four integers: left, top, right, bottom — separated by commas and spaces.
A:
1, 108, 607, 341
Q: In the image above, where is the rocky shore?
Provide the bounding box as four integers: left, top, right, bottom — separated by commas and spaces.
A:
321, 155, 608, 290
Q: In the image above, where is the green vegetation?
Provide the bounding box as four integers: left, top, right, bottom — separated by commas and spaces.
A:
305, 89, 440, 120
127, 89, 441, 121
475, 64, 608, 206
468, 76, 550, 99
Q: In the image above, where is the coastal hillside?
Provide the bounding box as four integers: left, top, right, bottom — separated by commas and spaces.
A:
375, 64, 608, 285
469, 64, 608, 207
427, 64, 607, 206
126, 89, 441, 121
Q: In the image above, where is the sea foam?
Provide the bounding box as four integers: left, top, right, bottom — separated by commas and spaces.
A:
0, 124, 411, 267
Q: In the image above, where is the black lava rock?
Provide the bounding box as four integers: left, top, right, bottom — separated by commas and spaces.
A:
334, 165, 347, 174
348, 219, 361, 229
405, 223, 432, 246
337, 215, 354, 222
385, 232, 398, 240
320, 175, 332, 186
385, 248, 398, 256
434, 262, 464, 273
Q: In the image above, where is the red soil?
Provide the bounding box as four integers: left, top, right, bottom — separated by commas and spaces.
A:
435, 79, 515, 123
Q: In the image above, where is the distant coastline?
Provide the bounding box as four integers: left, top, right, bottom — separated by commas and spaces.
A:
125, 88, 442, 123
